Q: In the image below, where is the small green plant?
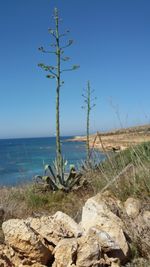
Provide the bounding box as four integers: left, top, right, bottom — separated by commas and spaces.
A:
33, 160, 82, 192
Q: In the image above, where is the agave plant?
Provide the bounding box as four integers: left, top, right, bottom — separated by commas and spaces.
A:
33, 158, 82, 192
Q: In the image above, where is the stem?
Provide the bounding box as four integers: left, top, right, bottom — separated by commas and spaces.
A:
87, 81, 90, 163
55, 8, 62, 176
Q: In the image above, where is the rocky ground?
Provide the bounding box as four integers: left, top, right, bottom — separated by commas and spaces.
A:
70, 124, 150, 152
0, 191, 150, 267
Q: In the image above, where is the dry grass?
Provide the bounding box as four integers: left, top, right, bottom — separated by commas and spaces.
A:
0, 183, 93, 221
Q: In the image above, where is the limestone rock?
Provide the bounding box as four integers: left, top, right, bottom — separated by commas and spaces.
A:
0, 244, 23, 267
81, 193, 129, 263
81, 192, 124, 231
27, 211, 82, 246
95, 191, 124, 216
124, 198, 141, 218
2, 219, 51, 265
0, 244, 12, 267
53, 211, 82, 237
89, 227, 120, 252
76, 230, 100, 267
52, 238, 78, 267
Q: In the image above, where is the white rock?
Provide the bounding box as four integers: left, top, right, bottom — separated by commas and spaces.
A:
81, 193, 129, 263
52, 238, 78, 267
2, 219, 51, 265
27, 211, 82, 246
76, 230, 100, 267
89, 227, 120, 252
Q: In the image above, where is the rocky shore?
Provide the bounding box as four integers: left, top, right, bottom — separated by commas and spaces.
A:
0, 191, 150, 267
70, 124, 150, 152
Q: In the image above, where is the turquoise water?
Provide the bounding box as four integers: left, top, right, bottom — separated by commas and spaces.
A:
0, 137, 105, 186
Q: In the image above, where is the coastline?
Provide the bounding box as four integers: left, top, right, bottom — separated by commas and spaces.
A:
68, 124, 150, 152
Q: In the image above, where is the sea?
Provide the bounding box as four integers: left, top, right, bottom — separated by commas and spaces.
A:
0, 137, 105, 186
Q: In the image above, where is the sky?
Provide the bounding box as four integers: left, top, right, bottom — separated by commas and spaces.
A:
0, 0, 150, 138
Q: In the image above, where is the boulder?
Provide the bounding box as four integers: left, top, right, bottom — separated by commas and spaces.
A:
81, 193, 130, 263
81, 192, 124, 230
52, 238, 78, 267
124, 198, 141, 218
27, 211, 82, 246
0, 244, 47, 267
88, 227, 120, 252
2, 219, 51, 265
76, 230, 100, 267
92, 191, 124, 215
0, 244, 12, 267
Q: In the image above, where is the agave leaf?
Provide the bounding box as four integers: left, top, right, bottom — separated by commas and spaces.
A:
53, 159, 59, 173
42, 176, 50, 184
69, 164, 75, 170
55, 174, 63, 186
60, 157, 65, 184
44, 164, 49, 170
66, 170, 76, 184
68, 174, 81, 189
48, 176, 59, 191
33, 175, 43, 183
45, 164, 56, 183
56, 182, 66, 190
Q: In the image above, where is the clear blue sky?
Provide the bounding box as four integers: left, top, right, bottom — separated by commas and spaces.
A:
0, 0, 150, 138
